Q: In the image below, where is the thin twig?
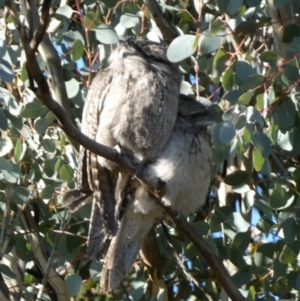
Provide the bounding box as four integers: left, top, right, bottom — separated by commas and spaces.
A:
30, 0, 52, 52
36, 211, 70, 301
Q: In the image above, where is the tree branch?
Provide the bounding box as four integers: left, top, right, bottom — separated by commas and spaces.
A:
6, 1, 245, 300
144, 0, 179, 43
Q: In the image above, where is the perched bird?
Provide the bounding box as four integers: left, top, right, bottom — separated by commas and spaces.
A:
100, 111, 213, 292
64, 38, 181, 257
63, 38, 213, 293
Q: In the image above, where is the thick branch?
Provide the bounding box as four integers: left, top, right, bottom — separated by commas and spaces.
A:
144, 0, 178, 43
165, 207, 244, 301
20, 0, 79, 151
7, 2, 245, 300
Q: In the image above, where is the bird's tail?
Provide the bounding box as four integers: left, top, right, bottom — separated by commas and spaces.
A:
100, 192, 163, 293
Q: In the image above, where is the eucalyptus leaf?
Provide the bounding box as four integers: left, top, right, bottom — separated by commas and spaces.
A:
66, 274, 82, 296
167, 35, 197, 63
55, 5, 73, 21
0, 109, 8, 130
0, 264, 16, 279
252, 131, 271, 158
120, 14, 139, 28
224, 170, 249, 186
217, 121, 236, 144
199, 30, 226, 54
235, 60, 256, 83
94, 25, 119, 44
11, 186, 30, 205
0, 59, 14, 82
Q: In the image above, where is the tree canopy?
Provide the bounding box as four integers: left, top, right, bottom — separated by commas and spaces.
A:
0, 0, 300, 300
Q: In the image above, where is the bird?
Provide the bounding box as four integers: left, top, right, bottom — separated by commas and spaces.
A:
100, 109, 213, 293
64, 38, 181, 257
63, 37, 213, 292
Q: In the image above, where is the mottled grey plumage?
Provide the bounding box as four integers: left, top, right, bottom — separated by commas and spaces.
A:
63, 38, 213, 293
100, 113, 212, 292
76, 38, 181, 245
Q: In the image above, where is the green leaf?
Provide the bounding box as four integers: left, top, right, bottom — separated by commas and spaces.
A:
180, 80, 195, 96
89, 261, 102, 281
14, 138, 26, 163
120, 13, 139, 28
59, 164, 73, 182
71, 40, 84, 61
216, 0, 230, 13
0, 157, 13, 171
191, 221, 210, 236
42, 138, 56, 154
65, 78, 80, 102
224, 170, 249, 186
282, 24, 300, 43
222, 67, 234, 91
0, 264, 16, 279
0, 137, 13, 156
246, 0, 262, 6
274, 0, 290, 8
199, 30, 226, 54
277, 129, 293, 151
231, 271, 252, 287
210, 18, 222, 34
227, 0, 243, 15
167, 35, 197, 63
282, 217, 296, 245
273, 98, 295, 128
238, 91, 254, 105
255, 199, 274, 219
20, 63, 28, 82
11, 186, 30, 204
94, 25, 119, 44
0, 59, 14, 82
66, 274, 82, 296
226, 212, 250, 232
254, 243, 274, 267
21, 101, 49, 119
223, 90, 243, 104
279, 244, 296, 264
213, 48, 227, 76
0, 109, 8, 130
253, 146, 265, 171
286, 37, 300, 57
55, 5, 73, 21
245, 106, 264, 128
235, 21, 257, 33
269, 182, 286, 209
15, 237, 31, 262
0, 87, 21, 116
260, 50, 278, 64
84, 11, 98, 29
217, 121, 236, 144
4, 110, 22, 130
232, 231, 251, 251
242, 74, 265, 90
34, 118, 49, 134
252, 131, 271, 158
0, 39, 7, 57
235, 60, 256, 83
101, 0, 118, 7
62, 31, 85, 47
284, 58, 299, 81
40, 185, 55, 199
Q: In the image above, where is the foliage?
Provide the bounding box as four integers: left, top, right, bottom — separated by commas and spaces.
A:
0, 0, 300, 300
